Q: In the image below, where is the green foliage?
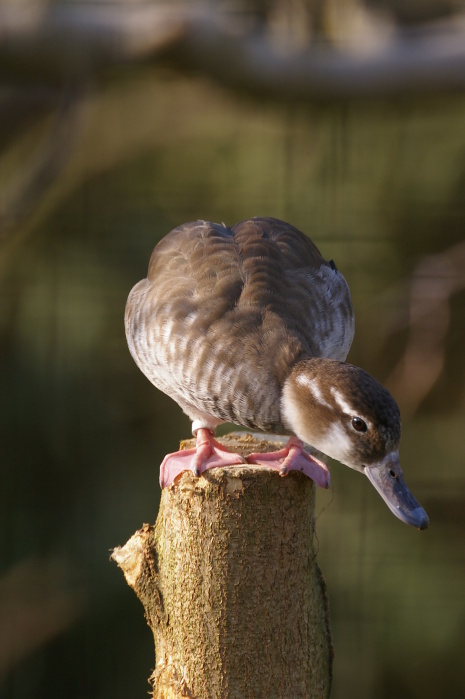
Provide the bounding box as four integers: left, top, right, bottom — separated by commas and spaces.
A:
1, 76, 465, 698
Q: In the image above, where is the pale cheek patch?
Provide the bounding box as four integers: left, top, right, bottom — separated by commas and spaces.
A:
281, 383, 309, 439
281, 385, 354, 466
317, 423, 354, 466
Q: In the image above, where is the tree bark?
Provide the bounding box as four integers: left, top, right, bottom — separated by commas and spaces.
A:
112, 433, 332, 699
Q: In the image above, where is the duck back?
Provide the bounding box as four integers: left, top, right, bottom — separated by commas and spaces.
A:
125, 217, 354, 432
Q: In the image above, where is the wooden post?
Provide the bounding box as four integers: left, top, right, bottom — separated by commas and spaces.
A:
112, 434, 332, 699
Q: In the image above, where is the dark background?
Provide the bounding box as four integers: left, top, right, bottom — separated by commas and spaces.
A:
1, 3, 465, 698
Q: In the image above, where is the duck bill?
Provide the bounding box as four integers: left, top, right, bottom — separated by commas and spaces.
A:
365, 452, 429, 530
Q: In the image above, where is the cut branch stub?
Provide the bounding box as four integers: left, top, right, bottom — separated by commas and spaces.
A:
112, 433, 332, 699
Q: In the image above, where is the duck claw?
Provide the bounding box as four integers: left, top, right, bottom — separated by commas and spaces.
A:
160, 429, 246, 488
248, 437, 330, 489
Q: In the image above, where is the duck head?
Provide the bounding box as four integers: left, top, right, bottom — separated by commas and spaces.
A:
281, 358, 429, 530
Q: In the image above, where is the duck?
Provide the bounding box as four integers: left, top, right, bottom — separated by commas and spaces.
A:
125, 216, 428, 530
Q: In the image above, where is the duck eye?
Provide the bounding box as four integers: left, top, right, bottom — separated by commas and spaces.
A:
388, 469, 398, 479
351, 417, 367, 432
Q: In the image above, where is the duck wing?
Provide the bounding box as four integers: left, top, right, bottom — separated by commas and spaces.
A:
125, 217, 354, 432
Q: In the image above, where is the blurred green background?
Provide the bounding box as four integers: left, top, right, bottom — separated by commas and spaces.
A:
1, 5, 465, 698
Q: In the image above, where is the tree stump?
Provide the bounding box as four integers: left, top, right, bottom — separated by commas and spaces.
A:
112, 433, 333, 699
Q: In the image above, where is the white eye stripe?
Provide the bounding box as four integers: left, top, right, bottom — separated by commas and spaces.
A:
330, 387, 355, 415
331, 387, 372, 429
297, 375, 332, 409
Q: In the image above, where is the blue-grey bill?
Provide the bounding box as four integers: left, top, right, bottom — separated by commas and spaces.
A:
365, 454, 429, 530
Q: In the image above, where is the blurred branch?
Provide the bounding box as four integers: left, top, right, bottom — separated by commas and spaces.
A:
0, 4, 185, 84
0, 87, 66, 150
0, 88, 83, 240
385, 241, 465, 418
2, 2, 465, 240
2, 4, 465, 100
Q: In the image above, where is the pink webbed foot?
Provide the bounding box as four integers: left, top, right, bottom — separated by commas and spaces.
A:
248, 437, 330, 489
160, 428, 247, 488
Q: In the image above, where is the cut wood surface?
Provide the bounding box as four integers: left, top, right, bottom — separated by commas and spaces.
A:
113, 433, 332, 699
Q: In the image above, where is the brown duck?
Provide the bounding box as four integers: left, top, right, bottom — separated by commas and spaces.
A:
125, 217, 428, 529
